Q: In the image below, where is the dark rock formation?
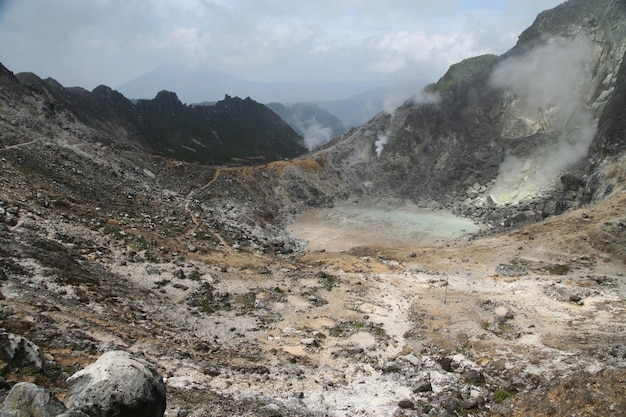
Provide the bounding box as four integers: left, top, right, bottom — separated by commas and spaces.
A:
2, 71, 306, 165
0, 333, 45, 373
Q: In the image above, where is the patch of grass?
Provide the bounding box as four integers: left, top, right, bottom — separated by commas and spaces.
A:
319, 272, 338, 291
494, 389, 513, 404
187, 269, 202, 281
232, 293, 256, 315
328, 321, 387, 340
425, 54, 497, 93
544, 264, 570, 275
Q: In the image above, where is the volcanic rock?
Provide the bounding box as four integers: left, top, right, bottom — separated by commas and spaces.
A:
65, 351, 166, 417
0, 382, 66, 417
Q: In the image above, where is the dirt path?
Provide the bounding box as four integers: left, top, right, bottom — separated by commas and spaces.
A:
183, 168, 231, 250
0, 138, 41, 152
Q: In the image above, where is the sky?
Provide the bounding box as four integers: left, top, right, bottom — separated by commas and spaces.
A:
0, 0, 564, 91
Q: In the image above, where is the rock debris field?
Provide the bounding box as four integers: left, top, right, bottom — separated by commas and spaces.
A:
2, 192, 618, 416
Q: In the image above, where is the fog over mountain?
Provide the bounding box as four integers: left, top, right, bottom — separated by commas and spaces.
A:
117, 63, 385, 104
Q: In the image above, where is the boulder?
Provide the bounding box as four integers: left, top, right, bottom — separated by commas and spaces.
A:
0, 332, 45, 372
65, 351, 166, 417
0, 382, 66, 417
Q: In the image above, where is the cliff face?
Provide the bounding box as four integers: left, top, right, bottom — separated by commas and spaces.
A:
301, 0, 626, 219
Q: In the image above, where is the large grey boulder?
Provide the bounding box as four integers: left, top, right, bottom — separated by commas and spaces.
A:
65, 351, 166, 417
0, 382, 66, 417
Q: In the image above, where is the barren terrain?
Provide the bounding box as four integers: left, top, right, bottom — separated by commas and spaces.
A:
0, 99, 624, 416
1, 1, 626, 411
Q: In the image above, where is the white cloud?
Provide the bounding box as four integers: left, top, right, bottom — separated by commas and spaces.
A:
0, 0, 565, 90
364, 30, 488, 77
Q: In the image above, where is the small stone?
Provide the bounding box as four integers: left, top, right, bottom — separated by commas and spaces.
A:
0, 332, 45, 372
442, 395, 460, 412
436, 356, 454, 372
262, 403, 281, 414
495, 306, 513, 322
569, 293, 582, 303
413, 379, 432, 393
397, 399, 415, 409
300, 338, 318, 346
145, 265, 161, 275
382, 360, 401, 373
187, 244, 197, 252
463, 369, 484, 384
400, 353, 420, 366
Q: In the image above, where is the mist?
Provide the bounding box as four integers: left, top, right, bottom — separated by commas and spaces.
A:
301, 118, 333, 150
488, 36, 597, 202
375, 133, 390, 158
373, 85, 441, 159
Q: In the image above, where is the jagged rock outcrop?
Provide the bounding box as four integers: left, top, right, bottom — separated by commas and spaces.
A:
0, 333, 45, 373
0, 70, 306, 165
65, 351, 166, 417
136, 93, 306, 164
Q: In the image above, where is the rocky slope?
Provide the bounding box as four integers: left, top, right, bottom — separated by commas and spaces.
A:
2, 68, 306, 165
0, 0, 625, 416
280, 0, 626, 224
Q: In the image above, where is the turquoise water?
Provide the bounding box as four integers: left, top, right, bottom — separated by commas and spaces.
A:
288, 201, 480, 251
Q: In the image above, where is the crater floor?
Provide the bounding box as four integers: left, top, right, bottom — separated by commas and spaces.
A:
287, 199, 480, 252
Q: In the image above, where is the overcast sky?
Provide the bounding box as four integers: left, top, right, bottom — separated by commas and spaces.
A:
0, 0, 564, 90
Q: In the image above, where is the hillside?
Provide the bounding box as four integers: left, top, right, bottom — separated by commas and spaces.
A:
3, 71, 306, 165
266, 102, 347, 150
0, 0, 625, 416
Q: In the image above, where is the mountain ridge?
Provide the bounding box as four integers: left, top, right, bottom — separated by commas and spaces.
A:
1, 67, 307, 165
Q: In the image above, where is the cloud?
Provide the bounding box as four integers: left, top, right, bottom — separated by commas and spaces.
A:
364, 31, 480, 75
0, 0, 564, 90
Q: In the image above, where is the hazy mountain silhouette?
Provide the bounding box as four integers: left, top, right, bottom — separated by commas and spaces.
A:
117, 63, 383, 104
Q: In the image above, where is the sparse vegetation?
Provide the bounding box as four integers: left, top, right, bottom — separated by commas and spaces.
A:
425, 54, 497, 93
494, 389, 513, 404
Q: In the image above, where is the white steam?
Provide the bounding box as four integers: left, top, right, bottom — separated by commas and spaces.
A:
300, 117, 333, 150
374, 88, 440, 159
488, 37, 597, 203
374, 133, 389, 158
